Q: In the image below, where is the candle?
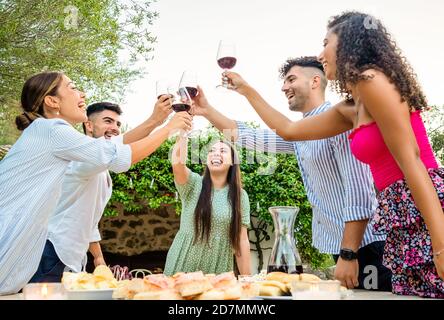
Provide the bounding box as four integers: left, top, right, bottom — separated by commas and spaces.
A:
23, 283, 67, 300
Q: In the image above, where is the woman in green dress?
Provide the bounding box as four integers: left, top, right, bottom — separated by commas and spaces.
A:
164, 135, 251, 276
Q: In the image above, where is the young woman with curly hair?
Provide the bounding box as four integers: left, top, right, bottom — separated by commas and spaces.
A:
222, 11, 444, 298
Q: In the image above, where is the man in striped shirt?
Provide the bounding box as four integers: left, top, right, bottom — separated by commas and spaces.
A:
192, 56, 391, 291
29, 99, 172, 283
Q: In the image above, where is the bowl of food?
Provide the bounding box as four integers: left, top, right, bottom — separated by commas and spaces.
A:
62, 265, 118, 300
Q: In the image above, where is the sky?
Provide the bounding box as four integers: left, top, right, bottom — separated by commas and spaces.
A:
119, 0, 444, 130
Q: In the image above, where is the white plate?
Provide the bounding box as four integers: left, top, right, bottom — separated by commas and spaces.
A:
255, 295, 292, 300
66, 288, 115, 300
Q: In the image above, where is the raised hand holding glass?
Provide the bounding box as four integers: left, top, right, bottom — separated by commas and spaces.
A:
216, 40, 237, 89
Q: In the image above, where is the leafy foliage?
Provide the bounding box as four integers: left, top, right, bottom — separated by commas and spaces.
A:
0, 0, 158, 144
424, 105, 444, 165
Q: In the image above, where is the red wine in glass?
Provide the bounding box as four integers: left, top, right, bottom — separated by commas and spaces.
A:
217, 56, 237, 69
216, 41, 236, 88
172, 103, 191, 113
186, 87, 198, 98
179, 71, 198, 99
267, 264, 303, 274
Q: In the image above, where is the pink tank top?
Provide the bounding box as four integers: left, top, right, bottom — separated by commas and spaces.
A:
348, 111, 438, 190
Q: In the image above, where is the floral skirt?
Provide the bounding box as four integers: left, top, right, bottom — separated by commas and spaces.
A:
371, 167, 444, 298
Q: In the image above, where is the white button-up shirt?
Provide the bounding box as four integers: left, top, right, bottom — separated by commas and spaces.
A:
47, 135, 123, 273
236, 102, 385, 254
0, 119, 131, 294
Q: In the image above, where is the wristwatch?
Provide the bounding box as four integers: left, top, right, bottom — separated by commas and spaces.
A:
339, 248, 358, 261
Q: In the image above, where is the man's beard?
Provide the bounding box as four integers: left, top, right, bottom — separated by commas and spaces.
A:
92, 128, 102, 139
289, 96, 305, 112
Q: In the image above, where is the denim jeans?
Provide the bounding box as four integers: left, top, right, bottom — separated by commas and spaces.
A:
333, 241, 392, 291
29, 240, 66, 283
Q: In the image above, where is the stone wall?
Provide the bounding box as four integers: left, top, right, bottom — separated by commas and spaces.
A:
99, 204, 180, 256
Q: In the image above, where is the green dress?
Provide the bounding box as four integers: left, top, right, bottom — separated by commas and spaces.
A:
164, 171, 250, 275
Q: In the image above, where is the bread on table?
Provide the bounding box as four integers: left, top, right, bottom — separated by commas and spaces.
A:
112, 280, 131, 299
299, 273, 321, 282
174, 271, 213, 297
126, 278, 147, 299
93, 265, 115, 282
265, 272, 301, 284
222, 284, 242, 300
143, 274, 175, 291
196, 288, 226, 300
240, 282, 260, 298
265, 271, 321, 283
258, 285, 284, 296
172, 272, 185, 280
210, 271, 238, 288
133, 289, 182, 300
258, 280, 288, 296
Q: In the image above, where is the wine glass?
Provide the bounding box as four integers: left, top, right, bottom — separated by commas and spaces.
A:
167, 85, 193, 137
156, 79, 171, 99
216, 40, 237, 88
156, 79, 175, 124
168, 86, 192, 114
179, 71, 198, 99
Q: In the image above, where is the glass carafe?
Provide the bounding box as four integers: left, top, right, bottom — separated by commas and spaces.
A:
267, 206, 303, 274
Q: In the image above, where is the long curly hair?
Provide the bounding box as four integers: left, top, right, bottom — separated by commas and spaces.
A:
328, 11, 427, 110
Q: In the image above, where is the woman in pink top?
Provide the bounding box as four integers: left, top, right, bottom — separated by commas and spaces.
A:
223, 12, 444, 298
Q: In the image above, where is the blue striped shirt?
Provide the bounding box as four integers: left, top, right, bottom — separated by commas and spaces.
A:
236, 102, 385, 254
0, 118, 131, 295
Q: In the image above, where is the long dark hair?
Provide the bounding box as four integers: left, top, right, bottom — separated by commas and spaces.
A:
193, 140, 243, 253
16, 72, 64, 130
327, 11, 427, 110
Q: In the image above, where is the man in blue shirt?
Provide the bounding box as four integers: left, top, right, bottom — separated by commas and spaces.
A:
192, 56, 391, 291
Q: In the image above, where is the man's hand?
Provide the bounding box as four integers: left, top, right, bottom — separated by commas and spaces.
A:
165, 111, 193, 133
94, 256, 106, 267
224, 71, 251, 95
190, 86, 212, 117
150, 94, 172, 126
335, 258, 359, 289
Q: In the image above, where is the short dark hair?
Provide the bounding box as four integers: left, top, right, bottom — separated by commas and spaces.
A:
279, 56, 324, 79
82, 102, 122, 134
86, 102, 122, 117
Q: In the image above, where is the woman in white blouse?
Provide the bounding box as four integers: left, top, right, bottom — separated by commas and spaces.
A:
0, 72, 192, 294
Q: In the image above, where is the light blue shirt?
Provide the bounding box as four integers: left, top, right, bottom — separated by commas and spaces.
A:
236, 102, 385, 254
47, 134, 123, 273
0, 118, 131, 295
